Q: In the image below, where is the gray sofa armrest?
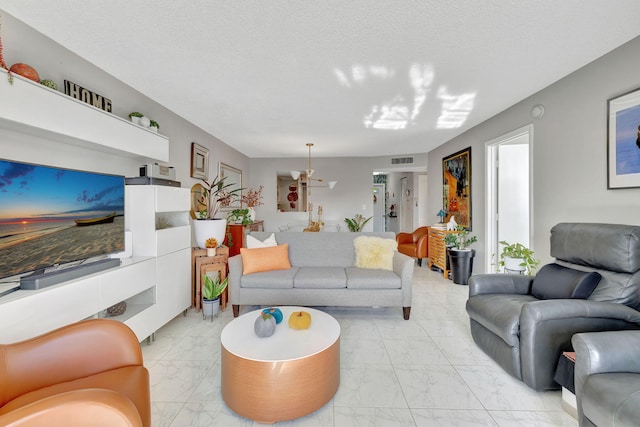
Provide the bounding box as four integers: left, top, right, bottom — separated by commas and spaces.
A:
393, 252, 414, 308
228, 254, 243, 305
518, 300, 640, 390
468, 274, 533, 297
572, 330, 640, 424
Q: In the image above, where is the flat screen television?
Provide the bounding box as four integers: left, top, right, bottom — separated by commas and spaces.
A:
0, 158, 125, 287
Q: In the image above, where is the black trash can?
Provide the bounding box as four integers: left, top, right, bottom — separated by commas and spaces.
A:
447, 249, 476, 285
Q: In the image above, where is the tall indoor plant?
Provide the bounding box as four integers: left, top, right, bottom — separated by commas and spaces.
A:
444, 225, 477, 285
192, 175, 241, 249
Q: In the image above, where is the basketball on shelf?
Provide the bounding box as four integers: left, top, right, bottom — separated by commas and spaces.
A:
9, 63, 40, 82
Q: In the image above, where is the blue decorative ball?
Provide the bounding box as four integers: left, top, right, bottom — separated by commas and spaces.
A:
262, 307, 283, 324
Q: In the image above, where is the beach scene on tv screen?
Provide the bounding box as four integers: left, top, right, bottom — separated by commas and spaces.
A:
0, 160, 125, 279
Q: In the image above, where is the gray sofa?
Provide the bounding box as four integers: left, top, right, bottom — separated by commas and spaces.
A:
466, 223, 640, 390
228, 232, 414, 319
573, 330, 640, 427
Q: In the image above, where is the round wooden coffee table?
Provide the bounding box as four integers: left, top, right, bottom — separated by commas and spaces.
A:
221, 306, 340, 423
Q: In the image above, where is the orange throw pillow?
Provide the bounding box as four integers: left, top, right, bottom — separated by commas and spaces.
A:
241, 244, 291, 275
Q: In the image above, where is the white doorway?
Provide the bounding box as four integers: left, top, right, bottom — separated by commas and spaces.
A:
485, 125, 533, 272
373, 183, 385, 232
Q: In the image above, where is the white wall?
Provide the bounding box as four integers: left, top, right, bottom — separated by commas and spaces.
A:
427, 35, 640, 272
0, 11, 249, 196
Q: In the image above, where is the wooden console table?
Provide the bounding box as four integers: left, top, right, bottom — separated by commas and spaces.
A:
192, 246, 229, 311
428, 228, 457, 279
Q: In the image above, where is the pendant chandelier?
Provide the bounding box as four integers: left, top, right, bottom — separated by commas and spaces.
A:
289, 143, 337, 189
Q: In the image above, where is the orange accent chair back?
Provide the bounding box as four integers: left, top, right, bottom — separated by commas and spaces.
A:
0, 319, 150, 427
396, 226, 430, 266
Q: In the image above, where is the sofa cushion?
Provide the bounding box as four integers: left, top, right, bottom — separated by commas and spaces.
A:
246, 233, 277, 248
353, 236, 397, 271
466, 294, 538, 346
531, 263, 601, 300
294, 267, 347, 289
345, 267, 401, 289
582, 372, 640, 427
240, 244, 291, 275
240, 267, 299, 289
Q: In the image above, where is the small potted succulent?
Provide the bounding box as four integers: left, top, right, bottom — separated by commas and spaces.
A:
201, 273, 228, 320
149, 119, 160, 133
205, 237, 218, 256
128, 111, 143, 125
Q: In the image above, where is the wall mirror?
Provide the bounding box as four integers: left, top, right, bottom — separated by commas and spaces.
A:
219, 162, 242, 210
277, 172, 307, 212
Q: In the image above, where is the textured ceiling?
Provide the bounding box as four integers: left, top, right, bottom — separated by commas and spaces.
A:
2, 1, 640, 158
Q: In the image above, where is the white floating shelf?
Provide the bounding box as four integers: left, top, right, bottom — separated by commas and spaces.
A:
0, 69, 169, 162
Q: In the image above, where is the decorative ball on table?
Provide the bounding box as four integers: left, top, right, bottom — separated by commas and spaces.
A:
288, 311, 312, 330
262, 307, 283, 324
254, 312, 276, 338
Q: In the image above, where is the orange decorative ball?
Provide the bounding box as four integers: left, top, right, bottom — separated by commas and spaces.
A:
10, 63, 40, 82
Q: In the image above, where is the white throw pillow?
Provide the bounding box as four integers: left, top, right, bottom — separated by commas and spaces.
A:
246, 233, 278, 249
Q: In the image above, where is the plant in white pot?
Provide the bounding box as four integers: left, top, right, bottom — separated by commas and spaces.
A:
444, 225, 478, 285
201, 273, 228, 320
241, 185, 264, 222
498, 241, 540, 275
192, 175, 242, 249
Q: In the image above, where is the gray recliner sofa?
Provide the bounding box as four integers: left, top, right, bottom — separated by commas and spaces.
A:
573, 330, 640, 427
466, 223, 640, 390
228, 231, 414, 319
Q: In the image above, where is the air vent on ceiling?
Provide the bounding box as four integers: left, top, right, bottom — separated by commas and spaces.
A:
391, 157, 414, 165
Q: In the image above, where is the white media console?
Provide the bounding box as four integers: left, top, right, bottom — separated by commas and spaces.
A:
0, 70, 191, 343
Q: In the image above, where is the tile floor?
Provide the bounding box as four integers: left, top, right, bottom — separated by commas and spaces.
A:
143, 266, 578, 427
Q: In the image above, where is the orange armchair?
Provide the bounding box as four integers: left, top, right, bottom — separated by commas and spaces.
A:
0, 319, 150, 427
396, 226, 430, 266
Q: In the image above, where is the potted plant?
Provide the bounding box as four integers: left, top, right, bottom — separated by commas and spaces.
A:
344, 214, 372, 232
227, 208, 253, 226
444, 225, 478, 285
149, 119, 160, 132
498, 241, 540, 275
128, 111, 143, 125
241, 185, 264, 222
205, 237, 218, 256
192, 175, 242, 249
201, 273, 228, 320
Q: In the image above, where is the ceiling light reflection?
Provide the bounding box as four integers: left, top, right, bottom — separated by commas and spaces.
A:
436, 87, 476, 129
333, 63, 475, 131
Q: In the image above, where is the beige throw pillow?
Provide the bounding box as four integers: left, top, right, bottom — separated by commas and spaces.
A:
353, 236, 397, 271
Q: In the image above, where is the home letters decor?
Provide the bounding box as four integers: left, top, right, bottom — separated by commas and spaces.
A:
64, 80, 112, 112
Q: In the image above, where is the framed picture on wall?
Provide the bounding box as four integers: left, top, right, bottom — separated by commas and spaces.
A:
190, 143, 209, 180
608, 87, 640, 189
219, 162, 243, 210
442, 147, 472, 229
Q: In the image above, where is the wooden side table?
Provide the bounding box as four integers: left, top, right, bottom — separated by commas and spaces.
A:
428, 228, 457, 279
192, 246, 229, 311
